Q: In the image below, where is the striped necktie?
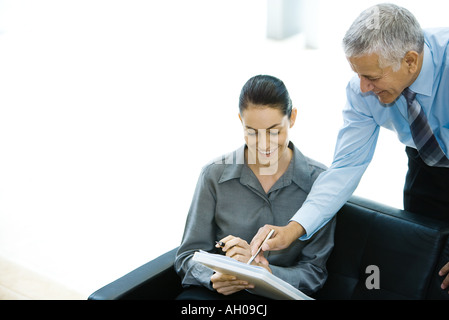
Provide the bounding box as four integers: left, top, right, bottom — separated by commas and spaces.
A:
402, 88, 449, 167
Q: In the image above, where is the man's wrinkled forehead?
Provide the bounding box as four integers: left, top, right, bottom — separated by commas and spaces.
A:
348, 54, 384, 77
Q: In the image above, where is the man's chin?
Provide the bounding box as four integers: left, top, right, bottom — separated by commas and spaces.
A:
376, 92, 400, 106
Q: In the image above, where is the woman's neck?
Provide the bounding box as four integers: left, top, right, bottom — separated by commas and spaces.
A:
246, 146, 293, 193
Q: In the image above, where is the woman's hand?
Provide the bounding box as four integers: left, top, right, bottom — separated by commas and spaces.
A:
216, 235, 272, 273
210, 272, 254, 296
211, 235, 273, 296
216, 235, 252, 263
213, 235, 254, 296
251, 261, 272, 273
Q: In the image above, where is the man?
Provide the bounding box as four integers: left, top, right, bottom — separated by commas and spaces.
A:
250, 3, 449, 294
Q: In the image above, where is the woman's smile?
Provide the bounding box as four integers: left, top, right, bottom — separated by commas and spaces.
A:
257, 147, 279, 158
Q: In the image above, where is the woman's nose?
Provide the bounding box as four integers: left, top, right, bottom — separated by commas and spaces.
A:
257, 130, 278, 147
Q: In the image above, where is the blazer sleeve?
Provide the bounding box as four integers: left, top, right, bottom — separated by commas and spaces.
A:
174, 164, 218, 290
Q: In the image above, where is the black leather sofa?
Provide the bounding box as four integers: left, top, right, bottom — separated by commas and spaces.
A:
88, 196, 449, 300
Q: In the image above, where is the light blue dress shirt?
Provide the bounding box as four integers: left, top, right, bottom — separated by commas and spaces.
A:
292, 28, 449, 240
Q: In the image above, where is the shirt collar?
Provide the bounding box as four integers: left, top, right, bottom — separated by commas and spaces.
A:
290, 144, 314, 193
409, 43, 433, 97
218, 142, 315, 193
217, 145, 246, 183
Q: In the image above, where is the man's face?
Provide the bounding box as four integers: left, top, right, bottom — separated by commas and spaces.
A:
348, 53, 418, 104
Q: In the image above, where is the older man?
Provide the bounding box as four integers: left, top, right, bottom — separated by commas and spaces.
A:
250, 3, 449, 293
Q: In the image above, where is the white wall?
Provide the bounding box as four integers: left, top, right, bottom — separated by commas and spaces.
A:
0, 0, 447, 296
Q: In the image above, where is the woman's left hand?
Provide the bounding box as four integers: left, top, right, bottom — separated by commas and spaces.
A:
211, 272, 254, 296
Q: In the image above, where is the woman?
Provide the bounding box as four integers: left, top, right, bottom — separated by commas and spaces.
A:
175, 75, 336, 300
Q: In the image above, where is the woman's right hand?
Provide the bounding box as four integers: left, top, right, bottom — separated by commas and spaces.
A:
216, 235, 252, 263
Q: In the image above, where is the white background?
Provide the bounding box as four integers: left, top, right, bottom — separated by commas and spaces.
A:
0, 0, 448, 296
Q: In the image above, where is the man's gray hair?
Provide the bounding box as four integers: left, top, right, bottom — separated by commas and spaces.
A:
343, 3, 424, 71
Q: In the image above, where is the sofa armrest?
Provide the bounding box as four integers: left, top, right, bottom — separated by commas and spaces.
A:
88, 247, 182, 300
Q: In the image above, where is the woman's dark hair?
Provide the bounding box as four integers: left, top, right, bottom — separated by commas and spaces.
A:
239, 75, 293, 118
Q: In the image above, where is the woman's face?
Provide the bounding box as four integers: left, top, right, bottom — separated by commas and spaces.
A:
239, 103, 297, 175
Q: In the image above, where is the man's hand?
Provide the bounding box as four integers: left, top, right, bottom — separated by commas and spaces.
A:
439, 262, 449, 294
249, 221, 305, 264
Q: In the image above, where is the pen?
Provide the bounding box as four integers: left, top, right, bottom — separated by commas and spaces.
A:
247, 229, 275, 265
215, 240, 225, 248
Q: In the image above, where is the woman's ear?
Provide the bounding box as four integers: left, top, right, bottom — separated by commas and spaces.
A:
289, 108, 298, 128
238, 113, 243, 124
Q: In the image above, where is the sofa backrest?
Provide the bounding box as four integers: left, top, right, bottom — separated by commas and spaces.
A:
314, 196, 449, 300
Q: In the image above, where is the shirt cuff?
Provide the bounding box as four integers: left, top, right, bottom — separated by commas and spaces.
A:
290, 205, 331, 241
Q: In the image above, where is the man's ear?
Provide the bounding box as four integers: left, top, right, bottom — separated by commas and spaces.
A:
238, 113, 243, 124
404, 51, 420, 73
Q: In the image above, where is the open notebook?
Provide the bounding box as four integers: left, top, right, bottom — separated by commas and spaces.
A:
192, 251, 313, 300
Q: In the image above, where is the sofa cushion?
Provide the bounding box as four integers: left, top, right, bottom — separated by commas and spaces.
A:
314, 196, 449, 300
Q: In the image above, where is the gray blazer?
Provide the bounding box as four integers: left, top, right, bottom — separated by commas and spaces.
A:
175, 142, 336, 295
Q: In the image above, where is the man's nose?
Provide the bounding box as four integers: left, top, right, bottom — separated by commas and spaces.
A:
360, 76, 374, 93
